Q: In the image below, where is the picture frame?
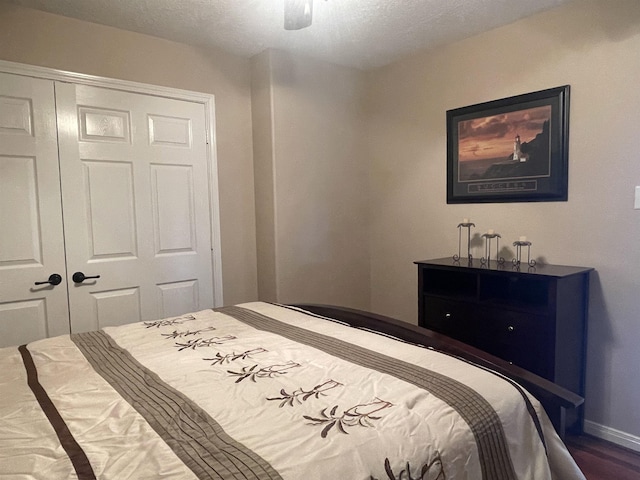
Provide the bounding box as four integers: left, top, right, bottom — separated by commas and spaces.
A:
446, 85, 570, 204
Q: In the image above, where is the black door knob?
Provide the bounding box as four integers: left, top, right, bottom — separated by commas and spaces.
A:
72, 272, 101, 283
34, 273, 62, 286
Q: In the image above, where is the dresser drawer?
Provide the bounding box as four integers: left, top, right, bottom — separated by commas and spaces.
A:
477, 309, 552, 377
420, 296, 477, 344
423, 297, 552, 377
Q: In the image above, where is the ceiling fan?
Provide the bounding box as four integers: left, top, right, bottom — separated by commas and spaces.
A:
284, 0, 326, 30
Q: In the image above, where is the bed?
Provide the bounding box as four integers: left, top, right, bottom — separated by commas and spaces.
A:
0, 302, 585, 479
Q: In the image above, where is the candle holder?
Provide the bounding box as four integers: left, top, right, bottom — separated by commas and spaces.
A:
512, 240, 536, 268
481, 232, 505, 266
453, 221, 475, 263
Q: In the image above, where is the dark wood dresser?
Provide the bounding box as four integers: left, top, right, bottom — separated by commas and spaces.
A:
415, 257, 593, 433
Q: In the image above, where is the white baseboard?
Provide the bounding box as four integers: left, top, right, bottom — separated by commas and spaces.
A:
583, 420, 640, 453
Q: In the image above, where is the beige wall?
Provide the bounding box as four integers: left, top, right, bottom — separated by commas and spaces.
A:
252, 50, 371, 309
251, 51, 279, 302
0, 3, 258, 305
366, 0, 640, 441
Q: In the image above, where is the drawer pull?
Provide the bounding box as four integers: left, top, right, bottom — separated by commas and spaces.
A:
444, 313, 452, 319
507, 325, 515, 332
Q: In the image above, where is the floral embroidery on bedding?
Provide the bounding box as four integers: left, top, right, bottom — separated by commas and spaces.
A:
143, 314, 196, 328
267, 380, 343, 407
304, 398, 393, 438
174, 335, 237, 351
203, 348, 268, 365
227, 361, 301, 383
371, 456, 446, 480
161, 326, 216, 339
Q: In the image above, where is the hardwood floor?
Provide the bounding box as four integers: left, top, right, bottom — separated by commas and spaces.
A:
566, 435, 640, 480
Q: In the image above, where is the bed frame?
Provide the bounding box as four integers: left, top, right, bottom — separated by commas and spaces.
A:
291, 304, 583, 439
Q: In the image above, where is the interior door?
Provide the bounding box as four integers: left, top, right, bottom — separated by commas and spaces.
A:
55, 82, 214, 333
0, 73, 70, 347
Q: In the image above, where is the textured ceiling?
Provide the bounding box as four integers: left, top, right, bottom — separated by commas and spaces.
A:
3, 0, 574, 69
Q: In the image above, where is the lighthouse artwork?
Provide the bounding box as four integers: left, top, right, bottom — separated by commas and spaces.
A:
513, 134, 528, 163
455, 105, 551, 181
446, 85, 570, 203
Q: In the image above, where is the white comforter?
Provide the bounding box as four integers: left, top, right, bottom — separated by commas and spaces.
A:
0, 302, 585, 480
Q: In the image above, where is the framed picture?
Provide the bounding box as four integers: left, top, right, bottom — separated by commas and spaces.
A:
447, 85, 570, 203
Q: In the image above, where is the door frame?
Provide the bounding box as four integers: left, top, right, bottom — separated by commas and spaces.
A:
0, 59, 224, 307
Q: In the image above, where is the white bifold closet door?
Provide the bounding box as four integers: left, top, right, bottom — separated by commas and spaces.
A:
0, 73, 69, 346
0, 73, 214, 347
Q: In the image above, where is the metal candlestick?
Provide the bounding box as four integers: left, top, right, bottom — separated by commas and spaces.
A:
481, 233, 505, 266
453, 222, 475, 263
512, 240, 536, 268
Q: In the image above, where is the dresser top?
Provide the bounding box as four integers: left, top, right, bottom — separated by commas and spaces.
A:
414, 257, 594, 278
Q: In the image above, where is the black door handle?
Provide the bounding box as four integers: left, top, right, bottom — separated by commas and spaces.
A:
72, 272, 101, 283
34, 273, 63, 286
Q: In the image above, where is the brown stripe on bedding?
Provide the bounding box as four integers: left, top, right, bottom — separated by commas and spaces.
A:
70, 331, 282, 480
218, 305, 518, 480
18, 344, 97, 480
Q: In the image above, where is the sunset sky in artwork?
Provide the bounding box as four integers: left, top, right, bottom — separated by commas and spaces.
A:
458, 105, 551, 162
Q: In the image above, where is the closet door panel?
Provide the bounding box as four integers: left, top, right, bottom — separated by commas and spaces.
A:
82, 159, 138, 259
56, 83, 214, 333
0, 73, 69, 347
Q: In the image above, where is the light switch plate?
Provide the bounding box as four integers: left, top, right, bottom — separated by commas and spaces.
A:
636, 186, 640, 209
